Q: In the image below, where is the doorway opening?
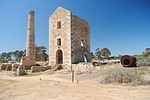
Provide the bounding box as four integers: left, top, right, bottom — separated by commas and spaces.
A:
56, 50, 63, 64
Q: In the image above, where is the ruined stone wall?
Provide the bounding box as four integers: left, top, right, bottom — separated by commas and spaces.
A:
49, 7, 72, 67
71, 14, 90, 63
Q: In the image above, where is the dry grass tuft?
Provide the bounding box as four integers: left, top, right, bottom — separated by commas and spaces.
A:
101, 68, 150, 85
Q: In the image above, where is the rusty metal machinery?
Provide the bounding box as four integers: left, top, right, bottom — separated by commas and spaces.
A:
121, 55, 137, 67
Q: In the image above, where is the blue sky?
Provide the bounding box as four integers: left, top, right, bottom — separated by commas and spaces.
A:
0, 0, 150, 56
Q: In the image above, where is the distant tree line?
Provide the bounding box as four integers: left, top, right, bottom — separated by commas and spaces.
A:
0, 50, 24, 63
1, 46, 149, 63
89, 48, 119, 60
90, 48, 125, 61
0, 46, 48, 63
90, 48, 150, 62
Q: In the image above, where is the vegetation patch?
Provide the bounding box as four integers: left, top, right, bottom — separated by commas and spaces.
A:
101, 68, 150, 85
133, 66, 150, 75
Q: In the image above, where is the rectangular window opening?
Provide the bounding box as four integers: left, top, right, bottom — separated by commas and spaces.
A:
57, 21, 61, 29
57, 38, 61, 46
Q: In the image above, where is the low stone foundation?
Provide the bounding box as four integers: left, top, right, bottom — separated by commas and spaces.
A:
71, 62, 94, 74
12, 64, 20, 71
0, 64, 7, 70
31, 66, 51, 73
6, 64, 12, 71
0, 63, 20, 71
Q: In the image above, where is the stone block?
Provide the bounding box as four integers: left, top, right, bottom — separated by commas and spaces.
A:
16, 66, 26, 76
0, 64, 7, 70
6, 64, 12, 71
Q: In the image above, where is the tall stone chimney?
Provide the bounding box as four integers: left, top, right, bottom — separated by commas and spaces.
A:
26, 10, 35, 60
21, 10, 36, 67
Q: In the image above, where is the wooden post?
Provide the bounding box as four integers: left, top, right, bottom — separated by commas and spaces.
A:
72, 70, 74, 82
71, 64, 72, 71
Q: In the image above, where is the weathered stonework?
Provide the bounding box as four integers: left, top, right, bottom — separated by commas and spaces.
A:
0, 64, 7, 70
16, 66, 26, 76
6, 64, 12, 71
31, 66, 51, 73
49, 7, 90, 68
21, 10, 36, 67
12, 63, 20, 71
71, 14, 90, 63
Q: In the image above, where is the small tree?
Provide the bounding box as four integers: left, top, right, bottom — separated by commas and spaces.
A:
100, 48, 111, 59
95, 48, 101, 60
35, 46, 48, 61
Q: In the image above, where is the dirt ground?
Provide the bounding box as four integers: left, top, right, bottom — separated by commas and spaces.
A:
0, 64, 150, 100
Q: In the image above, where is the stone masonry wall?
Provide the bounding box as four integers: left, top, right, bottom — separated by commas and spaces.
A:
49, 7, 72, 67
49, 7, 90, 67
71, 14, 90, 63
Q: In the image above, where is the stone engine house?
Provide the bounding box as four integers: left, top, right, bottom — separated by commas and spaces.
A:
49, 7, 90, 67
